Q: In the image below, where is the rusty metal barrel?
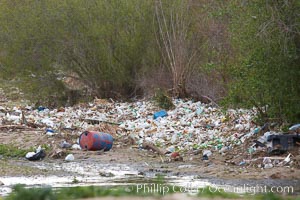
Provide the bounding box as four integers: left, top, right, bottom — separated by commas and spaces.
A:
79, 131, 113, 151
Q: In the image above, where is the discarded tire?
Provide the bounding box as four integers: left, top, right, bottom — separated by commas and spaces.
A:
79, 131, 113, 151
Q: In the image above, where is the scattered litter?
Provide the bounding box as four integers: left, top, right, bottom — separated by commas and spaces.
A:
99, 171, 115, 177
170, 152, 182, 161
278, 153, 291, 166
65, 154, 75, 161
45, 128, 55, 136
263, 157, 271, 164
1, 97, 299, 170
153, 110, 168, 119
202, 149, 212, 161
203, 150, 212, 157
60, 141, 72, 149
166, 146, 175, 153
71, 144, 81, 150
284, 153, 291, 163
202, 154, 209, 161
289, 124, 300, 132
37, 106, 46, 112
25, 146, 46, 161
264, 163, 273, 169
239, 161, 246, 166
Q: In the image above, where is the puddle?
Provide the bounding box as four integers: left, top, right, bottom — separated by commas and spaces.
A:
1, 160, 300, 196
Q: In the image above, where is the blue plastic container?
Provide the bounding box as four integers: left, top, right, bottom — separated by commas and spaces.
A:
153, 110, 168, 119
38, 106, 46, 111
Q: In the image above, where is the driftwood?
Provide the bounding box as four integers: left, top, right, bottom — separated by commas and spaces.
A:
142, 142, 165, 155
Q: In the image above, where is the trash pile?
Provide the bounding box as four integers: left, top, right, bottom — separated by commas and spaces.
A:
236, 124, 300, 169
0, 98, 299, 167
118, 99, 261, 157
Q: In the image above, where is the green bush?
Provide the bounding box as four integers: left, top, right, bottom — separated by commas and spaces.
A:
225, 0, 300, 123
153, 88, 175, 110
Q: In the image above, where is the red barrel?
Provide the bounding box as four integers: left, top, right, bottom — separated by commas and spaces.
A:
79, 131, 113, 151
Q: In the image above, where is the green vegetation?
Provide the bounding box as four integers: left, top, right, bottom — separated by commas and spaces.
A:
5, 185, 169, 200
4, 185, 298, 200
0, 144, 33, 158
153, 88, 175, 110
5, 185, 56, 200
57, 186, 141, 199
226, 0, 300, 123
0, 0, 299, 122
254, 192, 298, 200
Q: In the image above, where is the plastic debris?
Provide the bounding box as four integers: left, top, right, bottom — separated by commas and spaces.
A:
202, 150, 212, 161
99, 171, 115, 177
25, 146, 46, 161
278, 153, 291, 166
202, 155, 208, 161
65, 154, 75, 161
60, 141, 72, 149
284, 153, 291, 163
264, 163, 273, 169
71, 144, 81, 150
37, 106, 47, 112
153, 110, 168, 119
219, 146, 230, 154
45, 128, 55, 136
263, 157, 272, 164
248, 147, 255, 154
166, 146, 175, 153
196, 107, 204, 115
3, 97, 296, 167
289, 124, 300, 132
254, 127, 260, 134
203, 150, 212, 157
239, 161, 246, 166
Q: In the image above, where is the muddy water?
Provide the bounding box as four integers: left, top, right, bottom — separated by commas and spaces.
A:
1, 160, 299, 196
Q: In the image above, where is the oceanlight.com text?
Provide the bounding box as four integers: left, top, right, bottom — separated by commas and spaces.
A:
134, 183, 294, 195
